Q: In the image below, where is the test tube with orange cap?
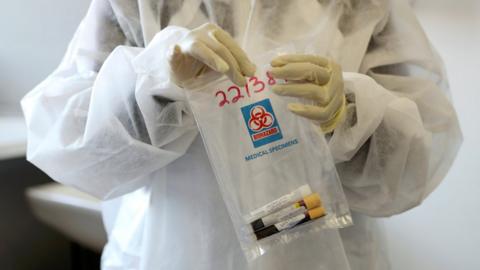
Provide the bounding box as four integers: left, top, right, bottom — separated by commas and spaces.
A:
250, 193, 322, 232
254, 207, 326, 240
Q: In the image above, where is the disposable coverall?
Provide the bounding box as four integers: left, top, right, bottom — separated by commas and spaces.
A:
21, 0, 462, 269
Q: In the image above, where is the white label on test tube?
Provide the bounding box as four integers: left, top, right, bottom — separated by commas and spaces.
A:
274, 213, 306, 231
248, 185, 311, 221
261, 204, 306, 227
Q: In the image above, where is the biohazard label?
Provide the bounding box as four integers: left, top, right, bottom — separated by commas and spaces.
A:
241, 99, 283, 148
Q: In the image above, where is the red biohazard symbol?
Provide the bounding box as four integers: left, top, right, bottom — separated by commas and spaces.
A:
248, 106, 274, 131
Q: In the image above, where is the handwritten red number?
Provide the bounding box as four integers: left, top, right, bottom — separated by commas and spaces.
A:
249, 76, 265, 93
244, 82, 251, 97
266, 71, 276, 85
215, 90, 230, 107
217, 75, 276, 108
228, 86, 244, 103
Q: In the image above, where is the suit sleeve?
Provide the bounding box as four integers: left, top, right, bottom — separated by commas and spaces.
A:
330, 0, 462, 216
21, 0, 197, 199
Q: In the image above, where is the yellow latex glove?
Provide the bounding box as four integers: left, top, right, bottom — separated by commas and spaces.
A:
169, 23, 256, 88
270, 55, 346, 133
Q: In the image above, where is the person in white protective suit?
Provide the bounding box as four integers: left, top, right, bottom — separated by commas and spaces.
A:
21, 0, 462, 269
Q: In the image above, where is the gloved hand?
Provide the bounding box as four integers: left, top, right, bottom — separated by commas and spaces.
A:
169, 23, 256, 88
270, 55, 346, 133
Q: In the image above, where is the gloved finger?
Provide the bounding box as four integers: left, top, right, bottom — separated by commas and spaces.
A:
272, 83, 336, 105
205, 34, 246, 86
181, 43, 229, 74
319, 96, 347, 133
270, 63, 330, 85
271, 54, 329, 68
213, 29, 256, 77
287, 94, 343, 122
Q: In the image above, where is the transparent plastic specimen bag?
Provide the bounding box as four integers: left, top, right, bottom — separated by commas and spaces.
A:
185, 58, 352, 261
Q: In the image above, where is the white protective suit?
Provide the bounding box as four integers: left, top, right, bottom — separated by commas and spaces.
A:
21, 0, 462, 269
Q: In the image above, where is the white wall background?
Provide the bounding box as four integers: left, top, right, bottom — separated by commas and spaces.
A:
0, 0, 478, 269
0, 0, 91, 111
